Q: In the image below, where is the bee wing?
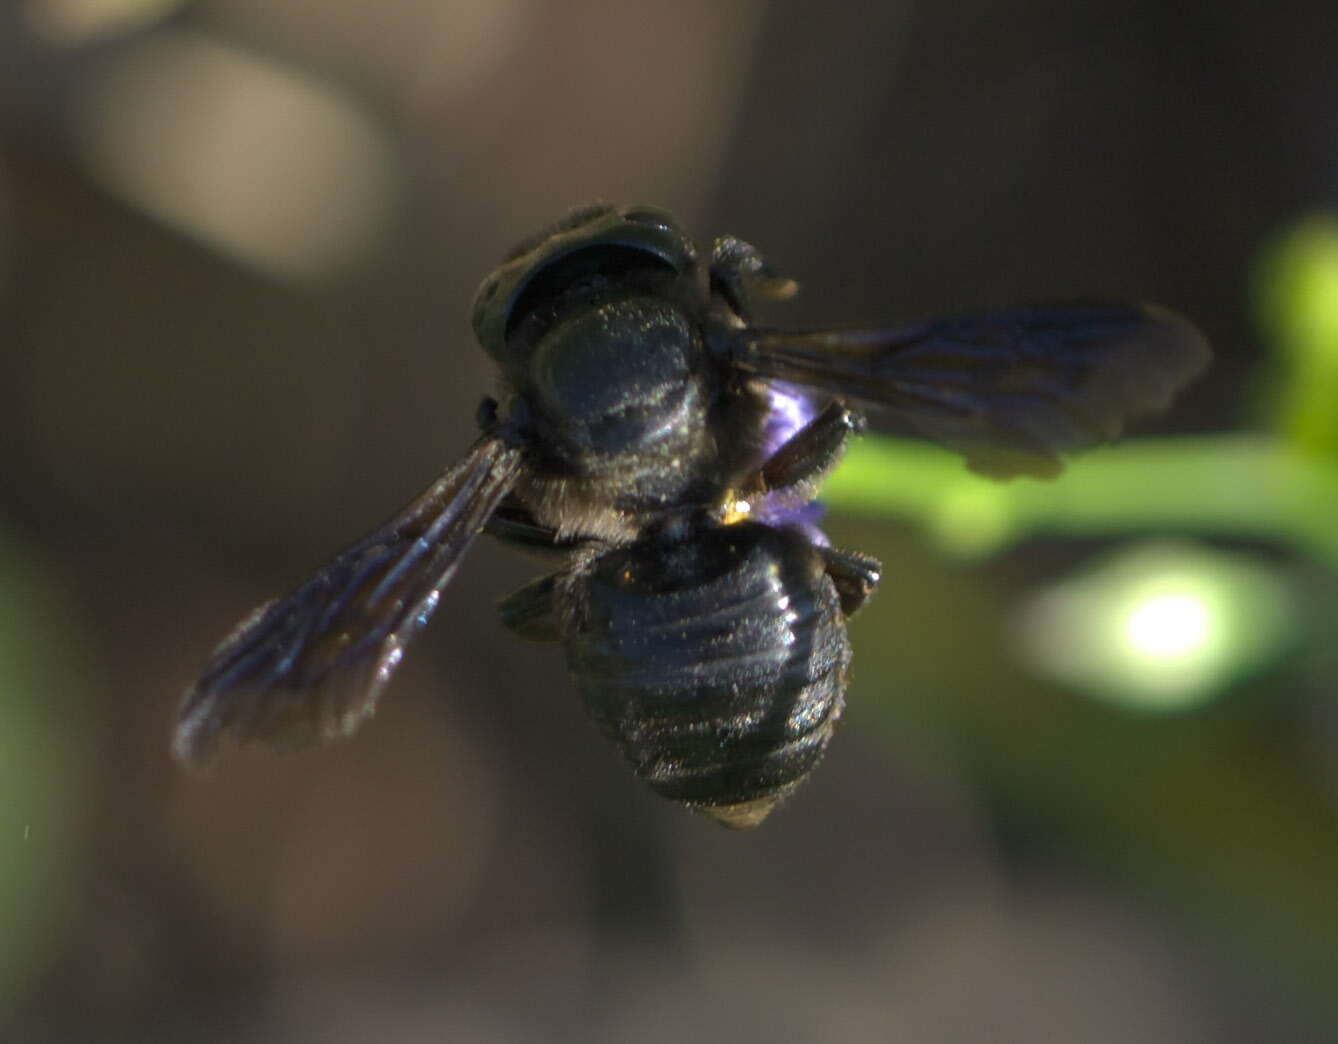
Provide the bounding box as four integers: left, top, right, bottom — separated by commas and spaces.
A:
735, 302, 1209, 478
175, 437, 523, 768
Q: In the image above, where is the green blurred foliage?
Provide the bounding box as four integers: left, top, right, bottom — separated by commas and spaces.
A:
0, 529, 86, 1019
826, 434, 1338, 565
1255, 214, 1338, 459
818, 215, 1338, 1027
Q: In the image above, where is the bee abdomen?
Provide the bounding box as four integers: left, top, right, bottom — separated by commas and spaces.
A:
564, 522, 851, 826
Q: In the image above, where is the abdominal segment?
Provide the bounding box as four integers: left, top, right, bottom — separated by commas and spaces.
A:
563, 522, 850, 820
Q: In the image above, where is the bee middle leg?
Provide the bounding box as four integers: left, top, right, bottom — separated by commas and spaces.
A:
484, 497, 581, 557
496, 573, 563, 643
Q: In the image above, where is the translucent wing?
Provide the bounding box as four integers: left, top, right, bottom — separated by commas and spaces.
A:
175, 438, 523, 768
735, 302, 1210, 478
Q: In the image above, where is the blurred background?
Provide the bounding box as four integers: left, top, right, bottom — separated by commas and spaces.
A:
2, 1, 1337, 1040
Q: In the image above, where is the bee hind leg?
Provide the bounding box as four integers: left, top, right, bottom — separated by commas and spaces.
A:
817, 546, 881, 617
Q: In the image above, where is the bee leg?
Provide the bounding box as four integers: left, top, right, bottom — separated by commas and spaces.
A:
817, 546, 882, 617
497, 573, 563, 643
744, 401, 865, 504
709, 236, 799, 320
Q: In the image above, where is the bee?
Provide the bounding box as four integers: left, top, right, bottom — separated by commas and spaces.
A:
176, 203, 1209, 828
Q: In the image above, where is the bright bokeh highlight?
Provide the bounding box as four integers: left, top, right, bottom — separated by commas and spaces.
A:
1015, 542, 1296, 712
69, 28, 399, 283
1124, 592, 1211, 661
24, 0, 183, 45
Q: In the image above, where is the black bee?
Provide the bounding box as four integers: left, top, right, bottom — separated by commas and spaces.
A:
176, 203, 1209, 828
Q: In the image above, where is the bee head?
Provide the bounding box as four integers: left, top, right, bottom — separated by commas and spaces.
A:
471, 203, 697, 365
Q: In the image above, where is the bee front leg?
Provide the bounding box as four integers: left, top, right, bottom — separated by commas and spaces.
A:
709, 236, 799, 320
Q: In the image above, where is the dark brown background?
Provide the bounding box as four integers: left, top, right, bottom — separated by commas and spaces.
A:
2, 2, 1335, 1040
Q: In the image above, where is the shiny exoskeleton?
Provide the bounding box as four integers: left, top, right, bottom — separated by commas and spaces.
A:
499, 518, 874, 828
176, 203, 1210, 828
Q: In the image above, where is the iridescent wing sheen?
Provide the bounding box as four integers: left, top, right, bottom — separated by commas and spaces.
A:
175, 438, 523, 768
736, 302, 1210, 478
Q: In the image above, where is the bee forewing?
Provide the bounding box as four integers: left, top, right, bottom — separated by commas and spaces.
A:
737, 302, 1210, 478
175, 438, 523, 768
